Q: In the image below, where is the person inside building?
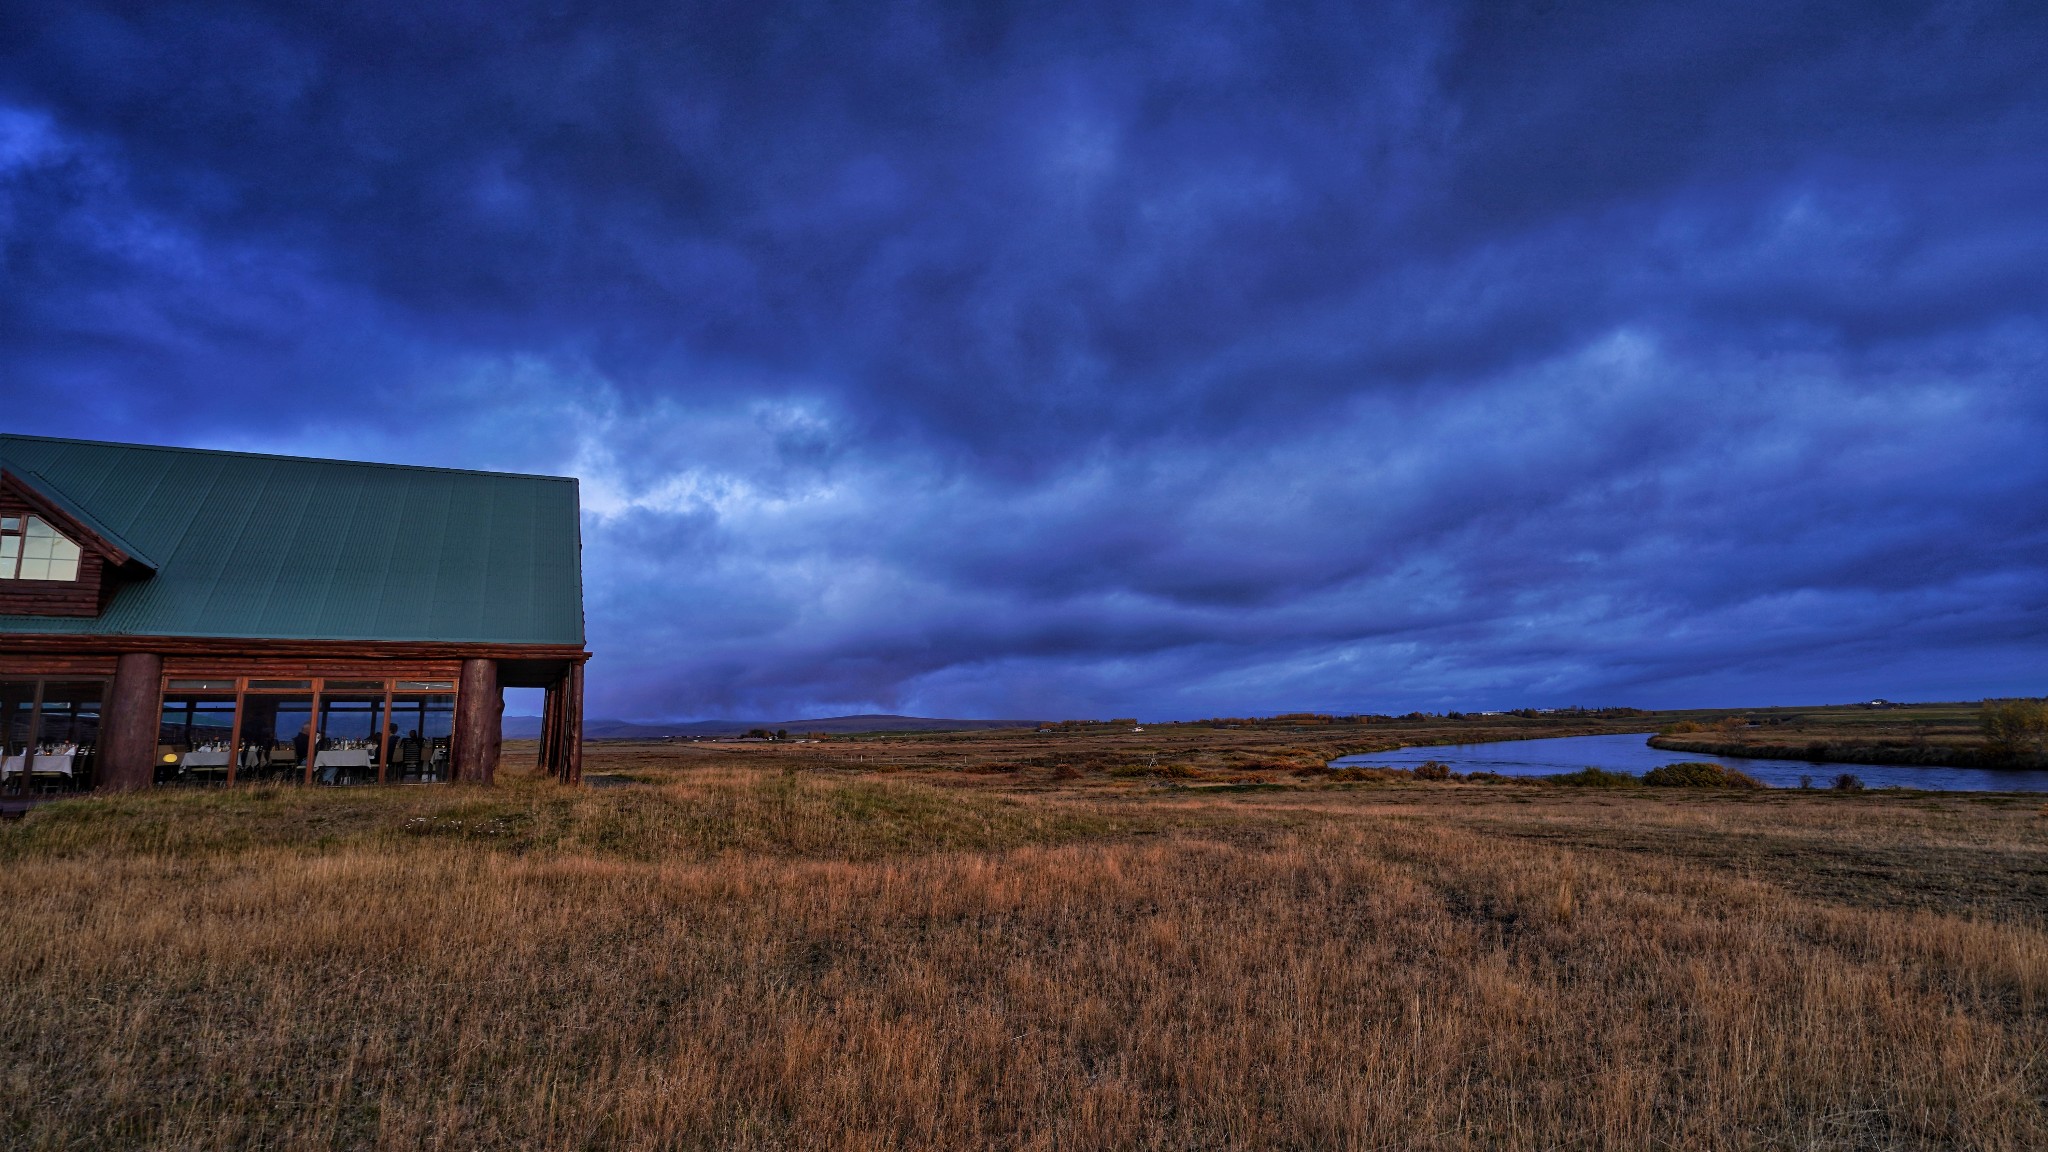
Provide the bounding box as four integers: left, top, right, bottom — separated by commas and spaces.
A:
398, 728, 425, 780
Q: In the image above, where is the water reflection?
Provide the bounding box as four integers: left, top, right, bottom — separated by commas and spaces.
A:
1330, 733, 2048, 792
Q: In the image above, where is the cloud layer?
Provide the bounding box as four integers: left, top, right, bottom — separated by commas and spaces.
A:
5, 0, 2046, 717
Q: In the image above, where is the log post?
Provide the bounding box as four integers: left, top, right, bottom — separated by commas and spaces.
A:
562, 661, 583, 785
452, 657, 501, 784
98, 652, 163, 792
537, 678, 558, 773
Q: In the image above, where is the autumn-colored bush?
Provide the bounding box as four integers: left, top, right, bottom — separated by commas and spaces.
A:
1643, 762, 1765, 789
1981, 698, 2048, 763
1547, 767, 1639, 788
1329, 766, 1413, 783
1413, 760, 1451, 781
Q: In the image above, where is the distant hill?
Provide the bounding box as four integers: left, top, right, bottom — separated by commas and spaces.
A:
502, 713, 1043, 740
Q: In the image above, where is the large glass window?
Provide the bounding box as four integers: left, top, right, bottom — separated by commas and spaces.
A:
31, 682, 100, 793
236, 694, 315, 784
0, 515, 83, 581
2, 682, 34, 795
387, 694, 454, 783
3, 680, 104, 795
2, 676, 466, 791
313, 694, 386, 786
158, 691, 237, 787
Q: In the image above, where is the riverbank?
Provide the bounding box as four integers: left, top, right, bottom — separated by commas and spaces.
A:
1643, 700, 2048, 771
1647, 733, 2007, 769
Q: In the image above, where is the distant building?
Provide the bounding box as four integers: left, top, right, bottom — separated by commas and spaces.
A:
1, 435, 587, 794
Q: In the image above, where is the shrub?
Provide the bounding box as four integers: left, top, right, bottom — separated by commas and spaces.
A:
1413, 761, 1451, 781
1547, 768, 1639, 788
1981, 698, 2048, 762
1831, 773, 1865, 792
1329, 766, 1405, 783
1643, 761, 1764, 789
1660, 720, 1707, 735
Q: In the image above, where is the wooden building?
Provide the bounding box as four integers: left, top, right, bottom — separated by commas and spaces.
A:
0, 435, 586, 793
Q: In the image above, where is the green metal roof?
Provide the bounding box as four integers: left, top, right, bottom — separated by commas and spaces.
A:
0, 435, 584, 646
3, 465, 158, 571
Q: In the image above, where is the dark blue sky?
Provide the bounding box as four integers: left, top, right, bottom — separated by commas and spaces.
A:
5, 1, 2046, 720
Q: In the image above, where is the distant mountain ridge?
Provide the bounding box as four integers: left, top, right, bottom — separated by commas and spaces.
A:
502, 713, 1043, 740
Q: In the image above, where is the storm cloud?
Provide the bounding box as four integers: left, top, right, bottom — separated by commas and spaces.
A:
4, 0, 2045, 718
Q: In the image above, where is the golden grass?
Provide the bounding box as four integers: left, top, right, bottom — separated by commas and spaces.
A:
2, 737, 2045, 1149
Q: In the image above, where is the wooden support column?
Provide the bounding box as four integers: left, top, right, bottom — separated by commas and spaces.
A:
537, 675, 561, 774
532, 663, 583, 784
98, 652, 163, 792
563, 661, 583, 785
452, 657, 502, 784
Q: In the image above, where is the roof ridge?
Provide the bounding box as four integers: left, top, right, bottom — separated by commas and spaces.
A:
0, 433, 579, 485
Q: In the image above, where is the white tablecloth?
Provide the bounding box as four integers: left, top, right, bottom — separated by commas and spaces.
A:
4, 752, 74, 776
314, 748, 375, 783
183, 750, 231, 769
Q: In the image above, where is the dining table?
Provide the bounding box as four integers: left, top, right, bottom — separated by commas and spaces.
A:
4, 750, 76, 777
314, 748, 375, 783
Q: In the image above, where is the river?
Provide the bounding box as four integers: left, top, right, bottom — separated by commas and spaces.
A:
1329, 732, 2048, 792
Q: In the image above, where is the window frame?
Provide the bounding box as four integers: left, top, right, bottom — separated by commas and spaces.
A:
0, 514, 84, 583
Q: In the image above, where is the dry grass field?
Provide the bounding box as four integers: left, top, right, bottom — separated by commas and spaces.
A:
1648, 701, 2004, 768
3, 726, 2046, 1150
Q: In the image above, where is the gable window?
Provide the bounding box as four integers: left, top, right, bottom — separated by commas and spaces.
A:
0, 516, 83, 581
